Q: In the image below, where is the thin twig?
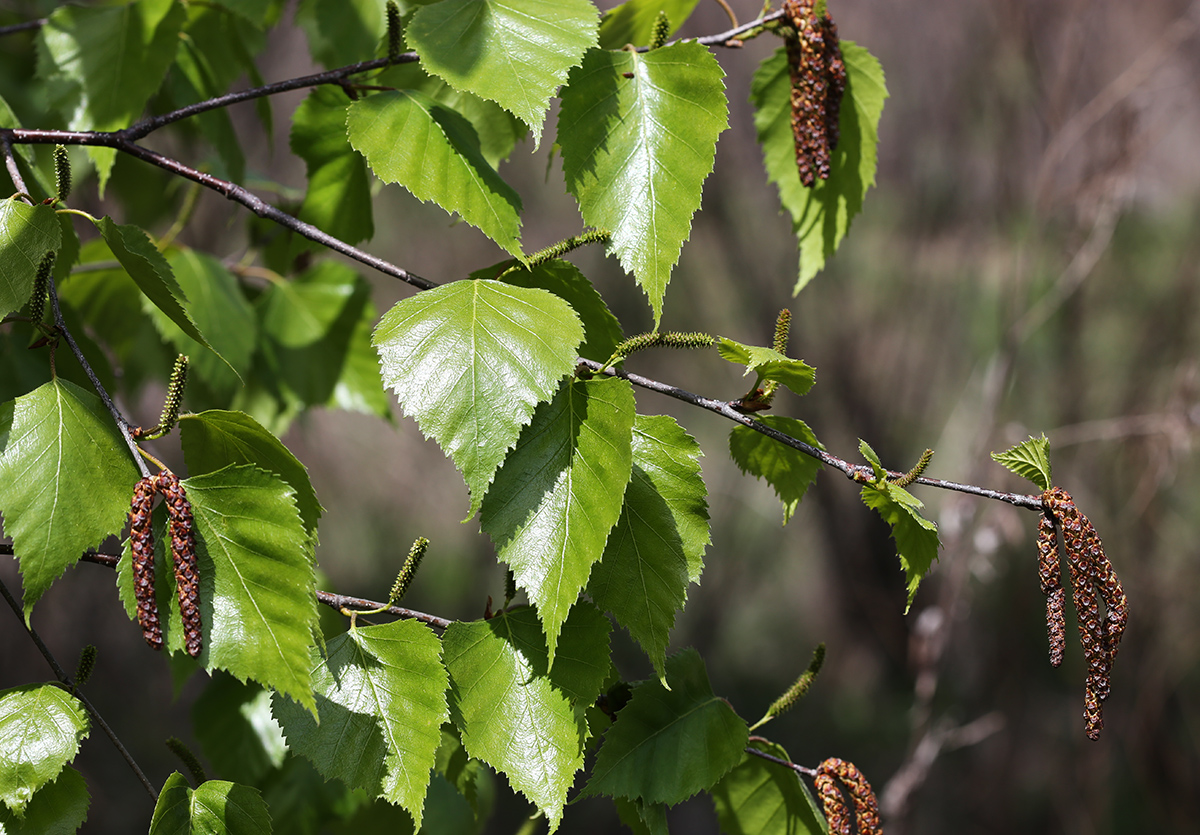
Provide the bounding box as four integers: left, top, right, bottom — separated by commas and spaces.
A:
693, 8, 786, 45
0, 19, 46, 37
744, 743, 816, 776
2, 133, 29, 195
0, 576, 158, 802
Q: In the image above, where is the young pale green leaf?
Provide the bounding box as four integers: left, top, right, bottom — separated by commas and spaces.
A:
192, 674, 287, 787
481, 377, 635, 663
0, 764, 89, 835
373, 279, 584, 518
597, 0, 700, 49
716, 338, 816, 397
558, 42, 728, 326
348, 90, 523, 258
273, 619, 448, 828
711, 739, 827, 835
149, 773, 273, 835
0, 380, 140, 617
0, 199, 60, 320
0, 685, 90, 818
860, 481, 940, 611
36, 0, 186, 191
729, 416, 823, 525
184, 465, 319, 714
443, 604, 610, 831
750, 42, 888, 293
291, 87, 374, 247
406, 0, 599, 144
179, 410, 323, 539
95, 218, 211, 350
588, 415, 709, 677
991, 434, 1052, 491
857, 438, 884, 476
584, 648, 748, 804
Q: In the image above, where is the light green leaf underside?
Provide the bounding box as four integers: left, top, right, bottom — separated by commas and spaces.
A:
860, 480, 940, 612
183, 465, 319, 714
0, 685, 89, 818
373, 279, 584, 519
273, 620, 448, 828
406, 0, 599, 145
149, 773, 273, 835
558, 41, 728, 326
480, 377, 635, 663
584, 648, 748, 804
0, 380, 139, 616
597, 0, 700, 49
0, 200, 60, 320
588, 414, 709, 677
991, 434, 1052, 491
443, 603, 610, 831
750, 41, 887, 293
0, 764, 89, 835
712, 739, 827, 835
716, 338, 815, 397
347, 90, 523, 258
729, 416, 824, 525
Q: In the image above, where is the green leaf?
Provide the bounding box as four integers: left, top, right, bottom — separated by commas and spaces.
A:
597, 0, 700, 49
0, 765, 89, 835
184, 465, 319, 714
348, 90, 523, 258
990, 434, 1052, 491
0, 200, 60, 321
0, 380, 140, 616
859, 481, 940, 611
192, 674, 287, 786
588, 415, 709, 676
750, 42, 887, 292
716, 338, 816, 397
0, 685, 90, 818
273, 619, 448, 828
857, 438, 884, 477
94, 218, 211, 351
180, 410, 323, 539
614, 798, 669, 835
296, 0, 387, 69
0, 97, 55, 201
290, 87, 374, 246
584, 648, 748, 804
149, 773, 273, 835
729, 416, 823, 525
406, 0, 599, 144
325, 296, 392, 419
442, 604, 611, 830
259, 267, 360, 350
558, 42, 728, 326
373, 279, 583, 518
712, 739, 827, 835
36, 0, 186, 191
481, 377, 635, 662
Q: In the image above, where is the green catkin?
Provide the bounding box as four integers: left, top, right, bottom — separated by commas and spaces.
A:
386, 1, 401, 63
650, 11, 670, 49
166, 738, 207, 786
390, 537, 430, 604
73, 645, 97, 689
772, 308, 791, 354
525, 229, 611, 269
757, 643, 825, 727
605, 331, 715, 369
143, 356, 188, 440
54, 145, 70, 202
29, 252, 53, 323
890, 448, 934, 488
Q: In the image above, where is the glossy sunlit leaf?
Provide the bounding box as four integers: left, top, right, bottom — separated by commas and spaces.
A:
149, 773, 272, 835
712, 739, 826, 835
406, 0, 599, 144
860, 480, 940, 612
481, 377, 635, 661
716, 338, 815, 397
273, 620, 448, 827
348, 90, 523, 258
729, 416, 823, 525
184, 465, 319, 713
0, 685, 89, 817
0, 380, 139, 616
36, 0, 186, 190
751, 42, 887, 292
373, 279, 583, 518
584, 648, 747, 804
597, 0, 700, 49
0, 199, 60, 320
558, 41, 728, 325
0, 764, 89, 835
991, 434, 1052, 491
180, 410, 323, 539
443, 604, 611, 831
193, 674, 287, 786
588, 415, 708, 677
291, 87, 374, 246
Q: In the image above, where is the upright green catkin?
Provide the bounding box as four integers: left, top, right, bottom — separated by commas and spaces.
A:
54, 145, 71, 202
140, 356, 189, 440
390, 537, 430, 604
166, 737, 207, 786
386, 1, 401, 62
890, 448, 934, 487
650, 11, 670, 49
751, 643, 825, 729
772, 308, 792, 354
29, 252, 53, 323
74, 645, 97, 689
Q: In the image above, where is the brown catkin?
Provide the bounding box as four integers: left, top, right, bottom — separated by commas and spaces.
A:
156, 471, 202, 658
814, 765, 853, 835
783, 0, 846, 187
828, 758, 883, 835
1036, 513, 1066, 666
129, 476, 162, 651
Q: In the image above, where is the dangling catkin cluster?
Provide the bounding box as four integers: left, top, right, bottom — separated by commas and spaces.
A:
129, 476, 162, 651
814, 758, 882, 835
783, 0, 847, 187
1040, 487, 1129, 740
